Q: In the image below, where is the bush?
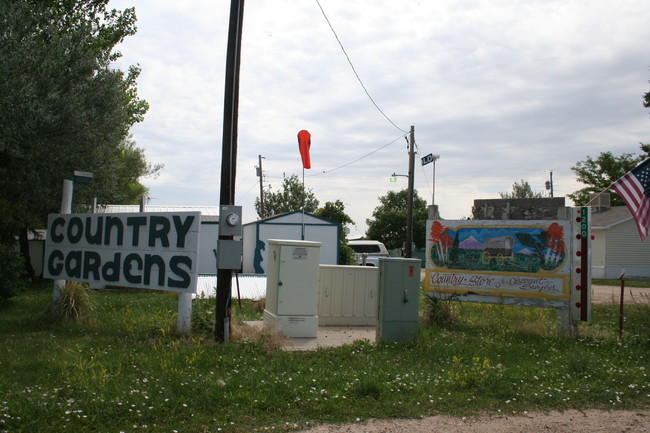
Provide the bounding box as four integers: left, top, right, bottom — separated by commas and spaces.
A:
339, 243, 357, 265
48, 281, 96, 323
0, 244, 28, 302
423, 292, 457, 326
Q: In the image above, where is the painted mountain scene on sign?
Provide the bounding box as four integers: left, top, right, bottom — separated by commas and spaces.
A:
427, 221, 567, 273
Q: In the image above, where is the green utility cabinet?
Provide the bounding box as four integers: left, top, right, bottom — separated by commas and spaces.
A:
377, 258, 421, 342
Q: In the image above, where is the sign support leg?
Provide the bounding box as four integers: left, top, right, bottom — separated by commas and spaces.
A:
53, 179, 73, 302
177, 292, 193, 335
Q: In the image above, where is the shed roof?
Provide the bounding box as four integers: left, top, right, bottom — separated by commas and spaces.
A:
244, 210, 336, 226
591, 206, 633, 229
96, 205, 219, 222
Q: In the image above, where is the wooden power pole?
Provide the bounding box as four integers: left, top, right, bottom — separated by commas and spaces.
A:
216, 0, 245, 343
258, 154, 265, 218
405, 125, 415, 258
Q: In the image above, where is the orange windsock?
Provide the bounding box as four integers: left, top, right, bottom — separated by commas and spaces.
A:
297, 130, 311, 169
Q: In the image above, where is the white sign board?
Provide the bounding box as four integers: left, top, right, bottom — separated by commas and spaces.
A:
425, 219, 571, 300
44, 212, 200, 293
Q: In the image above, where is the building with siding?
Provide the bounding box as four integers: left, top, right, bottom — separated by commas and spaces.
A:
591, 206, 650, 279
242, 211, 339, 274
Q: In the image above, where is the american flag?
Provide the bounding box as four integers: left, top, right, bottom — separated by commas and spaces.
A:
612, 158, 650, 241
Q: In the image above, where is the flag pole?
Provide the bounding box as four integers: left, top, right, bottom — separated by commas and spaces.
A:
302, 166, 305, 240
584, 187, 614, 207
297, 129, 311, 241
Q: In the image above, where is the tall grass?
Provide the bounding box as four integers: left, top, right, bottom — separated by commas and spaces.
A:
47, 281, 96, 323
1, 283, 649, 433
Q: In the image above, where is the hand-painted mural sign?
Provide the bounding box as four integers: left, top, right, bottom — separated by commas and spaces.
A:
44, 212, 200, 293
425, 220, 571, 300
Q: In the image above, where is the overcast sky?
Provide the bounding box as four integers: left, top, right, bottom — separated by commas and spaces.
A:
109, 0, 650, 236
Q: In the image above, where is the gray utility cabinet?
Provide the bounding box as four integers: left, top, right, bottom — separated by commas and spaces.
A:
377, 258, 421, 342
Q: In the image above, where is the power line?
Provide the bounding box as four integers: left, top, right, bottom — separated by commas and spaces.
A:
314, 0, 407, 134
309, 133, 407, 176
415, 141, 432, 198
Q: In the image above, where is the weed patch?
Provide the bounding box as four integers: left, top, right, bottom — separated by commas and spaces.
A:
47, 281, 96, 323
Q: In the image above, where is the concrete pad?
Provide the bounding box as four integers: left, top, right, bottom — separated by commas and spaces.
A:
244, 321, 376, 351
284, 325, 376, 351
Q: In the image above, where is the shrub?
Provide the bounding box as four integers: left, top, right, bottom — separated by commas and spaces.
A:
0, 244, 28, 302
48, 281, 96, 323
423, 292, 457, 326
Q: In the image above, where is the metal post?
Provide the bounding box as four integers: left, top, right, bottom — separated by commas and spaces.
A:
619, 275, 625, 338
405, 125, 415, 258
432, 157, 436, 209
216, 0, 245, 343
53, 179, 73, 302
431, 154, 440, 219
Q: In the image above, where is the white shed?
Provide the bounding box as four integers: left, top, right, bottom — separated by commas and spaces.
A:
591, 206, 650, 278
242, 211, 339, 274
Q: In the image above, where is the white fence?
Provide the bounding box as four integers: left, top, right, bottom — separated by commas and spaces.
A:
318, 265, 379, 326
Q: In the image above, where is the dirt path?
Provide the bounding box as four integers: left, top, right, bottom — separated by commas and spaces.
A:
298, 409, 650, 432
591, 284, 650, 304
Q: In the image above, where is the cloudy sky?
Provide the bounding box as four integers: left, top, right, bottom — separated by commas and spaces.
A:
109, 0, 650, 236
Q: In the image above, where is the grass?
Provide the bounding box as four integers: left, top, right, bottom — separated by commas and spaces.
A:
1, 281, 649, 433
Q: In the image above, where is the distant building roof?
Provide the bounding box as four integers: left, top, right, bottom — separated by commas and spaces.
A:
244, 210, 335, 226
96, 205, 219, 222
591, 206, 633, 229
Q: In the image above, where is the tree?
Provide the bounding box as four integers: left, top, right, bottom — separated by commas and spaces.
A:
568, 144, 650, 206
315, 200, 355, 265
644, 79, 650, 112
499, 179, 544, 199
254, 174, 319, 218
0, 0, 156, 275
365, 189, 428, 251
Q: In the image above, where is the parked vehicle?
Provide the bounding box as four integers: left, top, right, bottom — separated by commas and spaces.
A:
348, 240, 390, 266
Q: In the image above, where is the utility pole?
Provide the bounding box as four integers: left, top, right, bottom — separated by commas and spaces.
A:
405, 125, 415, 258
546, 170, 554, 198
215, 0, 245, 343
257, 155, 265, 218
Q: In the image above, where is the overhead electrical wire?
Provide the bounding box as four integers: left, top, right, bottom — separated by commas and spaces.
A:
415, 141, 433, 197
315, 0, 408, 134
309, 133, 408, 177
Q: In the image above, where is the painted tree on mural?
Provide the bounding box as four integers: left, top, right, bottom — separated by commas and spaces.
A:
543, 222, 566, 268
428, 221, 453, 264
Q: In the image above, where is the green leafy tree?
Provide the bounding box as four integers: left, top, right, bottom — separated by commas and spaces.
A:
315, 200, 355, 265
568, 144, 650, 206
0, 0, 156, 276
365, 189, 428, 250
644, 79, 650, 112
499, 179, 544, 199
254, 174, 319, 218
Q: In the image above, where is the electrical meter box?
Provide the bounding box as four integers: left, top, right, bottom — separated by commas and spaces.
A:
377, 258, 420, 342
263, 239, 321, 337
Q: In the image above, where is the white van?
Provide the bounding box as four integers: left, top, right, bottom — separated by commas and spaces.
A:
348, 240, 390, 266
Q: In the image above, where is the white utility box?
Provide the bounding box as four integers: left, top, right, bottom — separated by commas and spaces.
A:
263, 239, 321, 337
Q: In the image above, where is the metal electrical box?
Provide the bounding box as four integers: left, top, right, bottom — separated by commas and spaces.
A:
264, 239, 321, 337
377, 258, 421, 342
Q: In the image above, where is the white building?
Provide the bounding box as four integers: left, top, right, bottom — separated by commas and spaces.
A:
242, 211, 339, 274
591, 206, 650, 279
